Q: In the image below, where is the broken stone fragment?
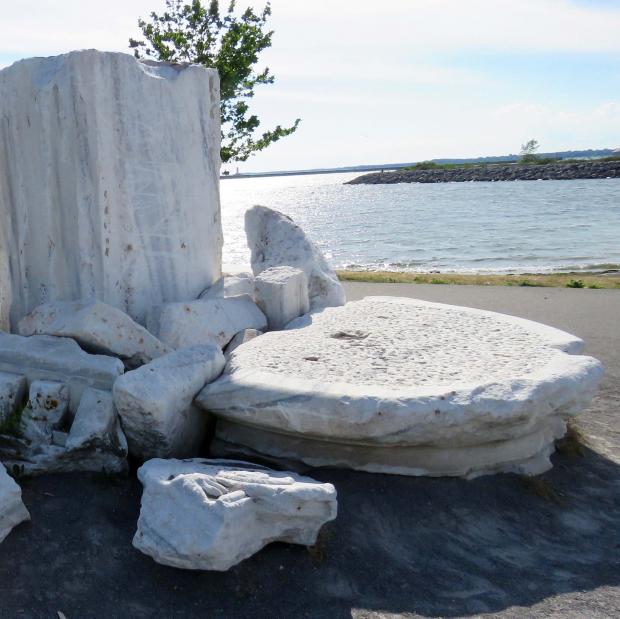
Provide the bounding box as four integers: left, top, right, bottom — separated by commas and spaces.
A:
0, 462, 30, 544
199, 272, 256, 301
254, 265, 310, 330
224, 329, 263, 360
113, 345, 225, 460
18, 300, 171, 369
1, 385, 127, 476
0, 388, 128, 476
21, 380, 70, 445
66, 388, 125, 453
51, 431, 68, 448
0, 332, 124, 408
0, 333, 127, 474
245, 205, 346, 310
149, 295, 267, 350
133, 458, 337, 571
0, 371, 26, 426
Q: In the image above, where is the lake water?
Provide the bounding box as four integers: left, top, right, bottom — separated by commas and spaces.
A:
221, 172, 620, 274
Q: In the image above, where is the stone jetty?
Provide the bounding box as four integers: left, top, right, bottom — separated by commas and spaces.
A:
347, 159, 620, 185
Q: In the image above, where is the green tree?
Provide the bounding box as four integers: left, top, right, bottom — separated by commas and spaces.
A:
519, 138, 540, 164
130, 0, 300, 163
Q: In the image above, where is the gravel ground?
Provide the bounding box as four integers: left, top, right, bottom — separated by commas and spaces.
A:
1, 282, 618, 619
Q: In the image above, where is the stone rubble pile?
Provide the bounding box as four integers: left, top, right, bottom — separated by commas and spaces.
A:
0, 331, 128, 475
0, 50, 604, 570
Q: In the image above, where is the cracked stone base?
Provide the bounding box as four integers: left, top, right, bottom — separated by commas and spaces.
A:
211, 416, 567, 479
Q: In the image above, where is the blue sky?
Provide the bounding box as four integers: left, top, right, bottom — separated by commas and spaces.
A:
1, 0, 619, 172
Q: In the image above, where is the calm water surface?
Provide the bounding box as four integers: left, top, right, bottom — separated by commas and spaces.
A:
221, 173, 620, 273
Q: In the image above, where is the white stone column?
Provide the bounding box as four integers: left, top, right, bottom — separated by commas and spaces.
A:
0, 50, 222, 328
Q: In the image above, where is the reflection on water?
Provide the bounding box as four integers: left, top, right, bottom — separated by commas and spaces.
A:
221, 173, 620, 274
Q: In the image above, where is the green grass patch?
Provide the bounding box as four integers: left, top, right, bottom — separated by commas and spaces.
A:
403, 161, 482, 171
401, 155, 619, 171
566, 279, 585, 288
518, 280, 545, 287
0, 404, 25, 437
337, 270, 620, 289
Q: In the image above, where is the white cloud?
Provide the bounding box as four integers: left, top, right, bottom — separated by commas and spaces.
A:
1, 0, 619, 169
1, 0, 619, 62
268, 0, 620, 54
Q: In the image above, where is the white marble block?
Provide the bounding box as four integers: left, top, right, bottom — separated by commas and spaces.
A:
0, 463, 30, 544
113, 345, 225, 460
150, 295, 267, 350
200, 272, 256, 301
21, 380, 70, 444
19, 300, 171, 368
65, 388, 125, 452
133, 458, 337, 571
0, 50, 222, 329
245, 205, 346, 310
254, 266, 310, 330
0, 332, 124, 409
198, 297, 604, 478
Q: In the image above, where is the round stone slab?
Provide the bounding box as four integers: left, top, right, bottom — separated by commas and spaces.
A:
196, 297, 603, 478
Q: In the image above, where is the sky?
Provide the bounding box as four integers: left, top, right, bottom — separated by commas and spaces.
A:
1, 0, 619, 173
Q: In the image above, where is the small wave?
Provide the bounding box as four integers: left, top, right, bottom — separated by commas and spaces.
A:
338, 262, 620, 275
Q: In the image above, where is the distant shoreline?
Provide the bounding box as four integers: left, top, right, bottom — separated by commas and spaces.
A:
337, 270, 620, 289
347, 159, 620, 185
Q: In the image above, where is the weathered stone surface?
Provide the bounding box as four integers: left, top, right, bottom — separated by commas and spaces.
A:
200, 272, 255, 301
254, 266, 310, 330
113, 345, 225, 460
0, 245, 10, 332
133, 458, 337, 571
198, 297, 604, 478
150, 296, 267, 349
0, 371, 26, 426
0, 332, 124, 409
0, 435, 127, 477
0, 50, 222, 329
19, 300, 171, 368
51, 431, 68, 448
245, 206, 346, 310
66, 388, 123, 452
0, 462, 29, 543
224, 329, 262, 359
21, 380, 70, 444
1, 385, 127, 475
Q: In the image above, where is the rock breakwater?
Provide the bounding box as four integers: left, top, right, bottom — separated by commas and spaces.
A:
346, 160, 620, 185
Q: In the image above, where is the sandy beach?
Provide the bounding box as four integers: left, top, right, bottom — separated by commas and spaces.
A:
1, 282, 618, 618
